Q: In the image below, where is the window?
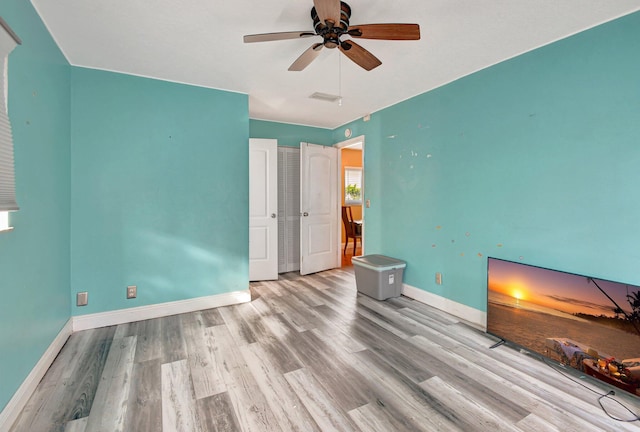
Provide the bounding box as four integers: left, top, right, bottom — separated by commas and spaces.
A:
0, 17, 21, 230
344, 167, 362, 205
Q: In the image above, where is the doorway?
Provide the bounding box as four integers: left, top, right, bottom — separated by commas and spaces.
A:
335, 136, 364, 267
251, 139, 349, 279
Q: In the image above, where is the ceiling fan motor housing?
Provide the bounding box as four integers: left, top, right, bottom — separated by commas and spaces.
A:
311, 1, 351, 48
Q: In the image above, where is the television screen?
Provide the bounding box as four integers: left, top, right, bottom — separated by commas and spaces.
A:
487, 257, 640, 398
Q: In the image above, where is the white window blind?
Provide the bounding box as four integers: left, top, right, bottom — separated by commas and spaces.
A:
0, 17, 20, 212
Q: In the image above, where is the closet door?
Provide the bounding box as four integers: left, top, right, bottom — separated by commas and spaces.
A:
300, 143, 338, 275
249, 139, 278, 281
277, 147, 300, 273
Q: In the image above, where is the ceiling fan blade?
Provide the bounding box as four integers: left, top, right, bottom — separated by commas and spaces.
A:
348, 23, 420, 40
313, 0, 341, 26
339, 40, 381, 71
289, 43, 324, 71
244, 31, 316, 43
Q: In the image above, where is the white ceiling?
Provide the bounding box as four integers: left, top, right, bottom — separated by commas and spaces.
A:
31, 0, 640, 129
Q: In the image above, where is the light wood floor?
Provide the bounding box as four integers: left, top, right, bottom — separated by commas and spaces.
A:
10, 268, 640, 431
341, 244, 362, 267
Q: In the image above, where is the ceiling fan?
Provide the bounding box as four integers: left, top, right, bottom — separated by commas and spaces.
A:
243, 0, 420, 71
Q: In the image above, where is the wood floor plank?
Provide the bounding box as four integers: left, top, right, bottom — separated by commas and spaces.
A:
188, 327, 227, 399
277, 292, 328, 330
408, 334, 547, 419
124, 359, 162, 432
259, 312, 296, 339
182, 313, 227, 399
246, 295, 274, 316
231, 302, 274, 344
63, 417, 87, 432
259, 288, 319, 332
162, 314, 188, 363
353, 346, 470, 431
208, 324, 282, 431
515, 413, 562, 432
388, 295, 460, 326
341, 309, 435, 384
296, 278, 358, 313
84, 335, 137, 432
394, 306, 463, 350
249, 323, 304, 374
134, 317, 163, 363
10, 327, 115, 432
196, 392, 242, 432
284, 368, 360, 432
200, 308, 226, 327
310, 319, 368, 354
353, 298, 414, 339
303, 321, 449, 432
401, 335, 531, 423
114, 321, 138, 339
219, 305, 258, 345
271, 327, 371, 411
419, 376, 522, 432
282, 279, 325, 308
358, 294, 440, 337
349, 402, 412, 432
241, 343, 322, 431
260, 280, 285, 297
161, 359, 203, 432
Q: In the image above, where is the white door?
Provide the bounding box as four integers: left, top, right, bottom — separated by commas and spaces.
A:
300, 142, 339, 275
249, 138, 278, 281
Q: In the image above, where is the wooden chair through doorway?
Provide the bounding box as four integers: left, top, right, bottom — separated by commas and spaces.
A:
342, 206, 361, 256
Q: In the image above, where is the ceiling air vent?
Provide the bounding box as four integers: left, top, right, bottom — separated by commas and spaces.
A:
309, 92, 342, 103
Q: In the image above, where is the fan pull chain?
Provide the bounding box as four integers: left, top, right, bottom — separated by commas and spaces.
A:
338, 52, 343, 106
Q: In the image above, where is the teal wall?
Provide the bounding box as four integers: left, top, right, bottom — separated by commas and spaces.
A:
334, 12, 640, 312
71, 68, 249, 314
0, 1, 71, 412
250, 119, 333, 147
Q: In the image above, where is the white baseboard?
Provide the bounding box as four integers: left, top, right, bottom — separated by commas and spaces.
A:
72, 289, 251, 331
0, 319, 73, 431
402, 283, 487, 330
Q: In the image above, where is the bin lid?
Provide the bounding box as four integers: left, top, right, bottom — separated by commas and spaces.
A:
351, 254, 406, 271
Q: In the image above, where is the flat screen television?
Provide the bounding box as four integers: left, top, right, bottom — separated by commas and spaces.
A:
487, 257, 640, 398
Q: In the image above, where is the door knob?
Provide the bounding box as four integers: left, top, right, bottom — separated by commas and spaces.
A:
303, 212, 309, 217
271, 213, 276, 218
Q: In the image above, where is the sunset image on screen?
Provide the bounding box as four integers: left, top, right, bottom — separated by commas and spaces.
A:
487, 257, 640, 398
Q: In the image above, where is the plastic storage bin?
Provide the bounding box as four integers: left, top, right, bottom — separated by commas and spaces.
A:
352, 254, 406, 300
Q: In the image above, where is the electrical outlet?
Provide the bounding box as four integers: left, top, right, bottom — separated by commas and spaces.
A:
127, 285, 137, 299
435, 272, 443, 285
77, 291, 88, 306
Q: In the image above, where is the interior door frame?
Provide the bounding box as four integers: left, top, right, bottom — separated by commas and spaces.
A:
335, 135, 365, 262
